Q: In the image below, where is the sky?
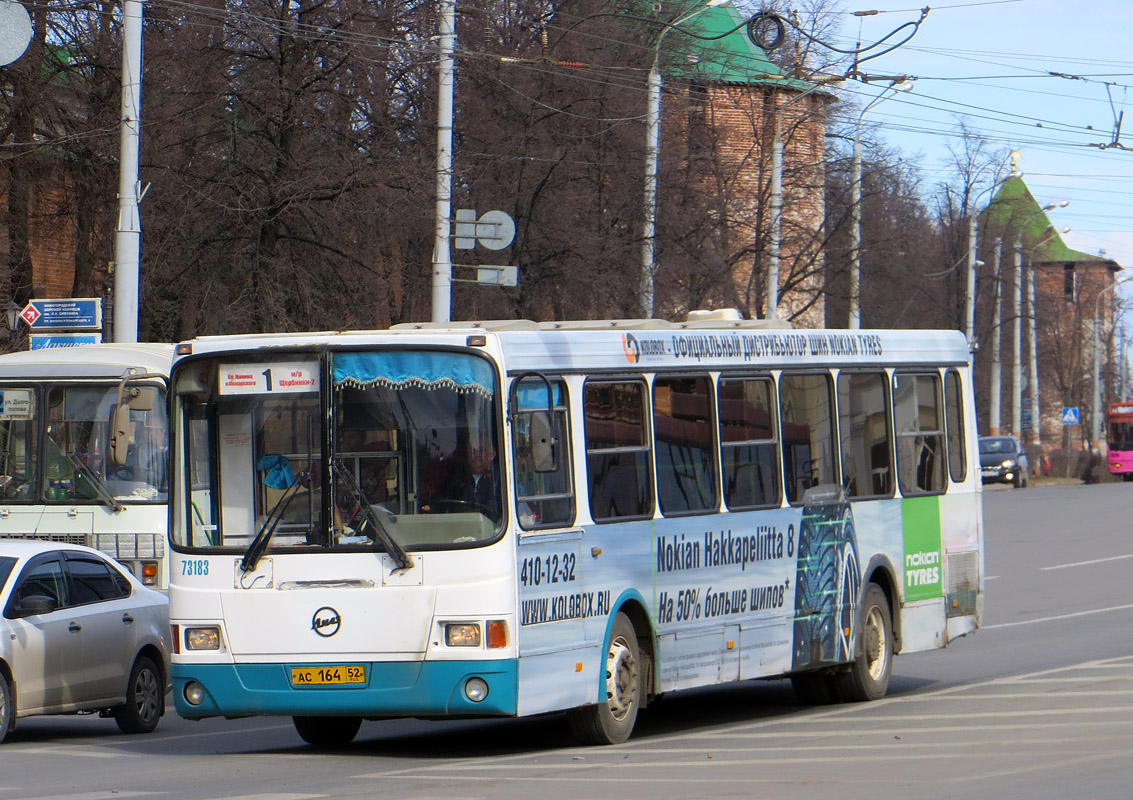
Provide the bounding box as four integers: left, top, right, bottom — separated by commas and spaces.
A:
813, 0, 1133, 271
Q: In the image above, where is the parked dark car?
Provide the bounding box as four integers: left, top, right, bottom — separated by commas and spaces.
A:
978, 435, 1029, 488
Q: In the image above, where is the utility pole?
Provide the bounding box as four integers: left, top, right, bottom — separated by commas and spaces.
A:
430, 0, 455, 323
112, 0, 143, 343
1012, 239, 1023, 436
988, 239, 1003, 435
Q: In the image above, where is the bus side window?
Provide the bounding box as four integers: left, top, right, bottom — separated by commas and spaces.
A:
944, 370, 967, 482
512, 378, 574, 529
779, 373, 837, 505
584, 380, 652, 522
718, 376, 780, 510
893, 372, 946, 495
653, 376, 717, 516
837, 371, 893, 498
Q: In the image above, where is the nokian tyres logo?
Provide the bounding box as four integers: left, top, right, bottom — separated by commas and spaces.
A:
622, 333, 666, 363
901, 496, 943, 601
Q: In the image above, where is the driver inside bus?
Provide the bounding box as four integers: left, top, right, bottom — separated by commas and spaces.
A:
422, 440, 501, 521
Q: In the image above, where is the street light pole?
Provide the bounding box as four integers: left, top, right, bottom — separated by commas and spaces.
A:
430, 0, 456, 323
849, 81, 911, 329
1012, 238, 1023, 435
641, 0, 727, 319
112, 0, 144, 343
988, 238, 1003, 434
1093, 277, 1132, 441
989, 202, 1067, 437
964, 169, 1021, 352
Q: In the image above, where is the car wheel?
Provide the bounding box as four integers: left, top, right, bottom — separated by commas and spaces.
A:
0, 673, 12, 744
114, 656, 163, 734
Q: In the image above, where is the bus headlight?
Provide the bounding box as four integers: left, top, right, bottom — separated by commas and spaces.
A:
445, 623, 481, 647
464, 677, 489, 702
185, 626, 221, 651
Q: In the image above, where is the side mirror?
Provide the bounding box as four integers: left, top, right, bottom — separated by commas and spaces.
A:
12, 594, 57, 618
530, 411, 557, 473
110, 405, 135, 467
109, 381, 158, 467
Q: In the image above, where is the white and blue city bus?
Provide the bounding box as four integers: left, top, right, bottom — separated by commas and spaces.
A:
167, 312, 982, 745
0, 344, 175, 588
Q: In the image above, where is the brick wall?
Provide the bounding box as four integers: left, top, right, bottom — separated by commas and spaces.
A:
668, 82, 828, 325
0, 167, 78, 299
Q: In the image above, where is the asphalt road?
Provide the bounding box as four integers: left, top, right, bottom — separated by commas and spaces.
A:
2, 482, 1132, 800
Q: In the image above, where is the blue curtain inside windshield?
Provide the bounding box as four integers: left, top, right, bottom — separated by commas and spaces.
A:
332, 352, 494, 398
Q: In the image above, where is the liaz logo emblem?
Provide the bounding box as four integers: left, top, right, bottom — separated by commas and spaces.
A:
311, 606, 341, 637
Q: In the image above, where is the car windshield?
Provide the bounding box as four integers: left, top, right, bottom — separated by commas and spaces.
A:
174, 350, 502, 555
979, 437, 1015, 455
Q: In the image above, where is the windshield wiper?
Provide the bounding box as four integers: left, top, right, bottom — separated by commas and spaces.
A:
240, 479, 302, 573
68, 453, 125, 513
333, 461, 412, 572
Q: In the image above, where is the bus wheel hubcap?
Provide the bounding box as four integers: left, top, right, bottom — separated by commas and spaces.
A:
864, 606, 887, 681
605, 637, 637, 720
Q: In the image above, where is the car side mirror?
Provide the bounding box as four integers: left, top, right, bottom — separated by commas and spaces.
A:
12, 594, 57, 618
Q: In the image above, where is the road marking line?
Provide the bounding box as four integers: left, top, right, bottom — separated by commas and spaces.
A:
1040, 553, 1133, 570
982, 602, 1133, 629
16, 793, 160, 800
1, 747, 133, 759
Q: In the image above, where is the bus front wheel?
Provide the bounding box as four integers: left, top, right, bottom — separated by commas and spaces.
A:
567, 612, 641, 745
834, 583, 893, 702
292, 715, 362, 748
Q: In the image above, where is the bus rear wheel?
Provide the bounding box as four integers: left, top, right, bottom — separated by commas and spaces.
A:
292, 715, 362, 748
834, 583, 893, 702
567, 612, 641, 745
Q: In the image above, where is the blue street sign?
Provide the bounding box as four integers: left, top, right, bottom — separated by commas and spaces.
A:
20, 298, 102, 330
29, 333, 102, 350
1061, 407, 1080, 425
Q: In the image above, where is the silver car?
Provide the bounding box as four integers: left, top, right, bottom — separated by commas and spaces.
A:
0, 541, 170, 742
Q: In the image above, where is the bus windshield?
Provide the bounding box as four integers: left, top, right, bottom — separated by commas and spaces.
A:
0, 383, 167, 504
1108, 420, 1133, 452
174, 350, 502, 554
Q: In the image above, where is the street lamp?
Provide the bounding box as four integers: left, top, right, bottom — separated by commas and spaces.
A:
1092, 276, 1132, 441
641, 0, 728, 318
3, 301, 20, 341
848, 80, 911, 329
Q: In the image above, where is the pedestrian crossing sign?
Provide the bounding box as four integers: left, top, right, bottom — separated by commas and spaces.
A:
1062, 407, 1080, 425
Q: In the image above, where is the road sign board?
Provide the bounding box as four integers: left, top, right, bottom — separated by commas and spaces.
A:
29, 333, 103, 350
453, 209, 516, 251
1062, 407, 1080, 425
20, 298, 102, 330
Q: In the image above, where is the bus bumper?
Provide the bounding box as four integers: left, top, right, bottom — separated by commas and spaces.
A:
172, 659, 518, 719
